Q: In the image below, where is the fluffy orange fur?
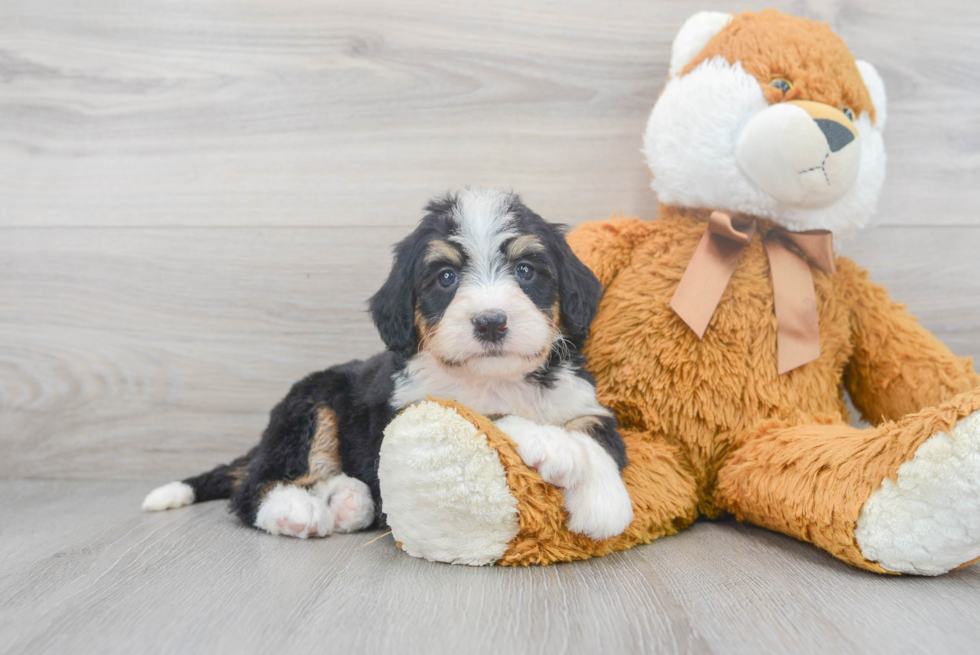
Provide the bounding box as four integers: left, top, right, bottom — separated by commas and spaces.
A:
684, 9, 875, 120
448, 208, 976, 570
398, 11, 979, 571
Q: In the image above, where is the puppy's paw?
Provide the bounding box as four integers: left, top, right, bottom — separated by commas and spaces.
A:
142, 481, 195, 511
312, 474, 375, 533
254, 484, 332, 538
563, 473, 634, 541
494, 415, 589, 489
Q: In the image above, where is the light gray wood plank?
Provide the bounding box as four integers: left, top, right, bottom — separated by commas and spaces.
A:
0, 0, 977, 228
2, 479, 980, 655
1, 225, 978, 481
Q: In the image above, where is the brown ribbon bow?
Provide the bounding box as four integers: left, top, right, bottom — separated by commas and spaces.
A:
669, 211, 836, 375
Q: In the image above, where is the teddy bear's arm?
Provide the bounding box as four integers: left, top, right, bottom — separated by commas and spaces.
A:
566, 216, 655, 287
840, 257, 980, 424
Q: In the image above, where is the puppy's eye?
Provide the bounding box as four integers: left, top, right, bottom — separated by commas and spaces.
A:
841, 106, 855, 121
770, 78, 792, 94
515, 263, 534, 282
437, 269, 458, 289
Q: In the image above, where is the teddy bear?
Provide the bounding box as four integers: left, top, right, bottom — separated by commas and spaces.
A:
376, 9, 980, 575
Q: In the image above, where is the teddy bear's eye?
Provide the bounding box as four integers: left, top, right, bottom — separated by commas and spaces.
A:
841, 107, 855, 121
770, 78, 793, 94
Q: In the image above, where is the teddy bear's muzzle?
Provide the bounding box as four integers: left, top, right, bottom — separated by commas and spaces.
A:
735, 100, 861, 209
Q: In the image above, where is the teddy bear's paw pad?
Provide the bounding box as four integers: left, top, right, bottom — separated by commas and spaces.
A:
495, 415, 589, 489
254, 484, 332, 539
379, 401, 520, 565
313, 474, 375, 533
142, 481, 195, 511
855, 410, 980, 575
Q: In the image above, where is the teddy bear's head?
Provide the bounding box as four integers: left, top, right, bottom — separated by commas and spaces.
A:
643, 10, 887, 234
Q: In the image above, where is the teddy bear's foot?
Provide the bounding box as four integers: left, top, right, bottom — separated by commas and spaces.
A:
378, 401, 520, 565
855, 409, 980, 575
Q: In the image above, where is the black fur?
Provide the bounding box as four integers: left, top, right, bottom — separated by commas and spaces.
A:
176, 190, 626, 532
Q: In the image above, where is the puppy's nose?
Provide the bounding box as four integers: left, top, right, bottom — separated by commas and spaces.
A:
815, 118, 855, 152
473, 310, 508, 343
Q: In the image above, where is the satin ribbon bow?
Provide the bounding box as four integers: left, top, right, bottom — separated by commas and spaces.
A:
669, 211, 836, 375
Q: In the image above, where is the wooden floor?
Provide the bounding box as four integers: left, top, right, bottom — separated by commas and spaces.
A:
3, 0, 980, 653
3, 479, 980, 655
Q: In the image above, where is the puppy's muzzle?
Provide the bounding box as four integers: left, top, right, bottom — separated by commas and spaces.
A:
735, 100, 861, 209
472, 310, 508, 344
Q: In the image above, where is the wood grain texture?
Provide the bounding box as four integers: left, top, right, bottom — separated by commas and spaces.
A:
2, 479, 980, 655
0, 0, 978, 228
0, 225, 977, 481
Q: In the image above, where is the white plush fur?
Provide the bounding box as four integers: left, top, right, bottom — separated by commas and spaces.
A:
494, 415, 633, 541
392, 356, 610, 425
254, 484, 332, 539
856, 60, 887, 130
142, 481, 195, 511
735, 102, 861, 209
855, 410, 980, 575
643, 56, 887, 235
310, 474, 375, 533
668, 11, 732, 77
379, 401, 520, 566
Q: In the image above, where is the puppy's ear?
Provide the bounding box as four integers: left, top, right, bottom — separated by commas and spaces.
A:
369, 237, 418, 356
551, 225, 603, 348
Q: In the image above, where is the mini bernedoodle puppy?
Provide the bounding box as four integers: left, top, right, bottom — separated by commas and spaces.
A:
143, 189, 634, 541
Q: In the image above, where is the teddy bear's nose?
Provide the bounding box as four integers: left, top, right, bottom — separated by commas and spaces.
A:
815, 119, 855, 153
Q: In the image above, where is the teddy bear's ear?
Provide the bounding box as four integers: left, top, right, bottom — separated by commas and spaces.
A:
856, 60, 887, 130
668, 11, 733, 77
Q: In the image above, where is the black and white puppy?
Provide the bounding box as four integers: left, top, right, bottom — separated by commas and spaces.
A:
143, 189, 633, 541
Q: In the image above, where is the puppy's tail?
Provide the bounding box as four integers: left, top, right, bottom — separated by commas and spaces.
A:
141, 450, 254, 512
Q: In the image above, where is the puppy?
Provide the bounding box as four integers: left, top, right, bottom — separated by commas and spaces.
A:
143, 189, 633, 541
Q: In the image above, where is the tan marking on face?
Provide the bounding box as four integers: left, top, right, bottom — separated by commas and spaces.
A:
294, 407, 342, 487
424, 239, 463, 266
507, 235, 545, 260
564, 415, 603, 435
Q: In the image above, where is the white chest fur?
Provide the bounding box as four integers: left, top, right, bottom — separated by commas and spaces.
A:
390, 353, 609, 426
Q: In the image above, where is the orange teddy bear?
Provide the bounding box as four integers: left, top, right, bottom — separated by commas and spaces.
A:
378, 10, 980, 575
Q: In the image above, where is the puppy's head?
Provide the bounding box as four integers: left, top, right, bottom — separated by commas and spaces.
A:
370, 189, 601, 378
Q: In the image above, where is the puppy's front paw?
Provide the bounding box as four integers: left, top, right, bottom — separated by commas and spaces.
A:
563, 473, 634, 541
312, 474, 375, 533
494, 415, 633, 541
494, 415, 589, 489
255, 485, 332, 538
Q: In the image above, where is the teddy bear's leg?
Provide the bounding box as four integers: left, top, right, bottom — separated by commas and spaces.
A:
379, 400, 699, 565
715, 388, 980, 575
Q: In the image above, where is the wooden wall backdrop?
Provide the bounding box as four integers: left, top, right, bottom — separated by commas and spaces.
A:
2, 0, 978, 481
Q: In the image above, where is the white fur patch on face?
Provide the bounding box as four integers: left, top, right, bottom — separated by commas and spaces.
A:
426, 279, 555, 377
855, 409, 980, 575
142, 481, 195, 511
391, 357, 609, 425
254, 484, 332, 539
422, 188, 556, 379
644, 57, 886, 234
494, 415, 633, 541
736, 102, 861, 209
379, 400, 520, 565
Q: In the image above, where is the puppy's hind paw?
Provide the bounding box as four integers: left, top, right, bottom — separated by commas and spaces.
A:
313, 474, 375, 533
255, 484, 332, 538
